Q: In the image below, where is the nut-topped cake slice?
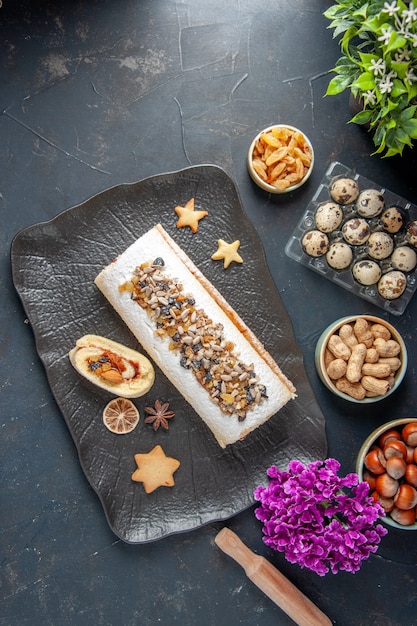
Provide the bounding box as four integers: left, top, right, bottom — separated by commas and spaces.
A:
95, 224, 295, 447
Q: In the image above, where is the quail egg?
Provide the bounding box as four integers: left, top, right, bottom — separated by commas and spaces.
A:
315, 202, 344, 233
329, 177, 360, 205
356, 189, 385, 218
406, 220, 417, 247
352, 260, 382, 285
302, 230, 329, 257
326, 242, 353, 270
391, 246, 417, 272
367, 231, 394, 260
342, 218, 371, 245
378, 271, 407, 300
381, 206, 405, 234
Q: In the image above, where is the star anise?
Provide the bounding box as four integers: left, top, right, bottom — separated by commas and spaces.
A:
144, 399, 175, 431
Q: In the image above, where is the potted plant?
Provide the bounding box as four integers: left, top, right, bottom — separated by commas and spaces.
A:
324, 0, 417, 157
254, 458, 387, 576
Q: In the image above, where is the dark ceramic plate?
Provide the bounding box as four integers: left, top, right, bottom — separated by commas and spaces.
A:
11, 165, 327, 543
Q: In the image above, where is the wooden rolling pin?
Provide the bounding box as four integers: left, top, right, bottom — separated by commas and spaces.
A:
215, 528, 332, 626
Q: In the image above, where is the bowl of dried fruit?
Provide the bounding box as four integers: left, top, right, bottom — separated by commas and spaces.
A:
315, 315, 407, 403
247, 124, 314, 193
357, 418, 417, 529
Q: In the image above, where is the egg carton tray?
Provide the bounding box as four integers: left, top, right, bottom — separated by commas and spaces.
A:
285, 161, 417, 316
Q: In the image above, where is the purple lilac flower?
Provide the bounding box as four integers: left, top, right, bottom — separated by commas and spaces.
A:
254, 458, 388, 576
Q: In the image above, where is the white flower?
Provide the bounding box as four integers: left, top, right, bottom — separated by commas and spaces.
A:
382, 1, 400, 17
402, 2, 417, 25
363, 89, 377, 106
370, 58, 386, 76
405, 67, 417, 83
394, 48, 411, 62
378, 27, 393, 46
377, 75, 395, 94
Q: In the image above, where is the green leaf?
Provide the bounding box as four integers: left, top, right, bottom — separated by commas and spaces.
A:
334, 20, 357, 39
340, 26, 361, 52
378, 99, 400, 119
391, 79, 408, 99
323, 6, 340, 20
384, 128, 411, 155
391, 62, 408, 81
334, 56, 359, 74
352, 71, 375, 91
393, 127, 413, 147
325, 74, 353, 95
350, 109, 373, 124
353, 4, 370, 19
361, 15, 385, 35
407, 83, 417, 101
358, 52, 379, 69
399, 105, 417, 122
385, 31, 407, 55
402, 118, 417, 139
382, 144, 404, 157
323, 4, 351, 20
372, 125, 387, 153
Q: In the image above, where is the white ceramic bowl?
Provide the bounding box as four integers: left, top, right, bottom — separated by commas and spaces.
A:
247, 124, 314, 194
315, 315, 407, 404
356, 418, 417, 530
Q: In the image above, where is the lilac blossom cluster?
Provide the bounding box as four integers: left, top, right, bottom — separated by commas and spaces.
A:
254, 458, 388, 576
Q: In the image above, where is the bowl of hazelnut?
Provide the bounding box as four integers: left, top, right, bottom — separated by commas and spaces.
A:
315, 315, 407, 403
356, 419, 417, 529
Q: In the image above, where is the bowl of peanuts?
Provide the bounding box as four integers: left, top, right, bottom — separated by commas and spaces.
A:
357, 418, 417, 528
247, 124, 314, 193
315, 315, 407, 403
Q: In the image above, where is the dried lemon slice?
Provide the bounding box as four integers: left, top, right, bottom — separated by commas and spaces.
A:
103, 397, 139, 434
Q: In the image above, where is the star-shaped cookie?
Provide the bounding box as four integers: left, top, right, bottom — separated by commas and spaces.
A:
132, 445, 180, 493
211, 239, 243, 269
174, 197, 208, 233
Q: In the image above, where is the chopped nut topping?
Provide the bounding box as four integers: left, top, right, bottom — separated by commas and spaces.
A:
121, 259, 268, 421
